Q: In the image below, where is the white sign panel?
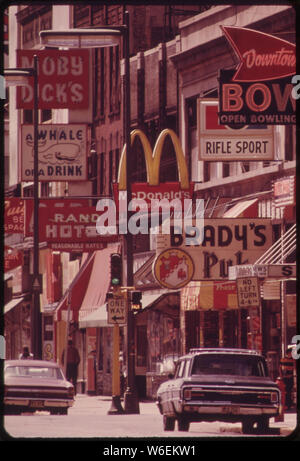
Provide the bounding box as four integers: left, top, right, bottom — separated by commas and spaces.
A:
237, 277, 261, 308
156, 218, 272, 281
198, 99, 275, 161
107, 298, 127, 325
21, 124, 87, 181
229, 264, 296, 280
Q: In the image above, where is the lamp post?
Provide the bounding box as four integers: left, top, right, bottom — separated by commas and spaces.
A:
5, 55, 42, 359
40, 10, 139, 414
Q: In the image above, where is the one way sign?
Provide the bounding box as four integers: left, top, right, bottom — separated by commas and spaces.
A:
107, 298, 127, 325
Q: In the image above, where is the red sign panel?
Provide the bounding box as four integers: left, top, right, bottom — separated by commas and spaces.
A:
221, 26, 296, 82
25, 199, 89, 237
16, 49, 89, 109
4, 198, 25, 234
273, 176, 295, 207
5, 246, 23, 272
213, 281, 237, 310
113, 182, 194, 210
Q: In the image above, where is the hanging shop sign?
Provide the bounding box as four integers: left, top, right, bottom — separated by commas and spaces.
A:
229, 264, 296, 280
219, 26, 296, 125
155, 218, 272, 281
16, 49, 89, 109
39, 204, 119, 251
4, 198, 25, 234
198, 99, 274, 161
21, 124, 87, 181
221, 26, 296, 82
153, 248, 195, 289
272, 175, 295, 207
237, 277, 261, 308
25, 199, 118, 251
181, 281, 238, 310
25, 198, 89, 237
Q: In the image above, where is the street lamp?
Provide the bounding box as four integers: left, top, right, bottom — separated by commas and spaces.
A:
40, 11, 139, 414
5, 56, 42, 359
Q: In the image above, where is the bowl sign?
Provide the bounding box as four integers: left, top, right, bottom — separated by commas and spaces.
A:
219, 27, 296, 125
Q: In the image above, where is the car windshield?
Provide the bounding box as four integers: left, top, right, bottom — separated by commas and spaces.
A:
191, 354, 267, 377
5, 365, 64, 380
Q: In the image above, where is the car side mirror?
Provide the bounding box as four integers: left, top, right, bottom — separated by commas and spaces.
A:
168, 373, 174, 380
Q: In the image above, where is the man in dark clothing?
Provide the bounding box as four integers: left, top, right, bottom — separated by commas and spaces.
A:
62, 340, 80, 394
280, 348, 295, 410
19, 346, 34, 359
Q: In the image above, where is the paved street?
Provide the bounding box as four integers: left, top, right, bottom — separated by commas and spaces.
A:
3, 394, 298, 441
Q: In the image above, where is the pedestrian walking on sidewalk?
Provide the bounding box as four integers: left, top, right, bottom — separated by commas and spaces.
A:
280, 348, 295, 410
62, 339, 80, 394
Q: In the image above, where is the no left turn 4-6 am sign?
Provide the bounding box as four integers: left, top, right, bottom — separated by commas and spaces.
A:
236, 277, 260, 308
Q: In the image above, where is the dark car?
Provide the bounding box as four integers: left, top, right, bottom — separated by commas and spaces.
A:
156, 348, 280, 434
4, 360, 74, 415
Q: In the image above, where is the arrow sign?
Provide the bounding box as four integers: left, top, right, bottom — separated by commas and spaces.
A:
107, 298, 127, 325
111, 315, 124, 322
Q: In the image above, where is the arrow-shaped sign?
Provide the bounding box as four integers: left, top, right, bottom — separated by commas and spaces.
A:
112, 315, 124, 322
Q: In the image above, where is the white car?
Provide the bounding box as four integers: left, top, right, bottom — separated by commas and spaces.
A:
4, 360, 74, 415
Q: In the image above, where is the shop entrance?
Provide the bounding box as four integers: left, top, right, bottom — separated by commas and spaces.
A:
184, 309, 248, 353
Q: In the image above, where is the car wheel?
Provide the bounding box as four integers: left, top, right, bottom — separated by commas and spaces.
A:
59, 408, 68, 415
242, 418, 255, 434
163, 415, 175, 431
256, 416, 269, 434
177, 416, 190, 432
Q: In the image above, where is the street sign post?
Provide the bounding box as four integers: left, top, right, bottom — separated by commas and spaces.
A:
107, 297, 127, 325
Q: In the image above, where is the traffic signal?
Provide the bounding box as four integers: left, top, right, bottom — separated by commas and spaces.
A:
131, 291, 142, 310
110, 253, 122, 287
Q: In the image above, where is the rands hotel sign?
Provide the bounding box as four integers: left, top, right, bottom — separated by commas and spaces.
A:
21, 124, 87, 181
219, 26, 296, 125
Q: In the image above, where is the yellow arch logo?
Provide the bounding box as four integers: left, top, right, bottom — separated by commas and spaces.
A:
117, 128, 189, 190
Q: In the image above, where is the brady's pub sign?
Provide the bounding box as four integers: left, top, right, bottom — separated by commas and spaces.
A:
219, 26, 296, 125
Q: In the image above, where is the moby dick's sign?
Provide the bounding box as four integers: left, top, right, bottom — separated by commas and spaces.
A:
219, 26, 296, 125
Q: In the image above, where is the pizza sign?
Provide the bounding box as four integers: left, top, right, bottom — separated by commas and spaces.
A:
153, 248, 194, 289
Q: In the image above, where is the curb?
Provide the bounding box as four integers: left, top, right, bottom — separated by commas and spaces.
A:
219, 425, 295, 436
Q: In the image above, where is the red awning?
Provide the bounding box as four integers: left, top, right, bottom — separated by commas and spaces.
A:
222, 198, 258, 218
79, 246, 119, 323
55, 253, 95, 322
